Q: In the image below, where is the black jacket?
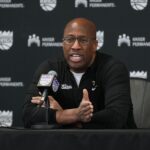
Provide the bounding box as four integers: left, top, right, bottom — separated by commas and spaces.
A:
23, 52, 136, 129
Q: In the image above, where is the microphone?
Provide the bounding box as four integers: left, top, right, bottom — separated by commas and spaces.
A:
37, 70, 59, 102
32, 71, 61, 129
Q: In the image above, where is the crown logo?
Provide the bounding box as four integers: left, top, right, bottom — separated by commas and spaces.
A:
28, 34, 40, 47
0, 31, 13, 50
0, 31, 13, 36
75, 0, 88, 8
96, 30, 104, 50
130, 71, 148, 79
0, 110, 13, 127
118, 34, 131, 47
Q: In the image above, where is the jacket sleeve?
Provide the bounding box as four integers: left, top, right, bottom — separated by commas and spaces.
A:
90, 61, 135, 128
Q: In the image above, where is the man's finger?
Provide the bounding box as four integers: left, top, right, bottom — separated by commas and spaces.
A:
80, 104, 92, 112
31, 99, 43, 105
32, 96, 41, 100
82, 89, 89, 101
48, 96, 55, 101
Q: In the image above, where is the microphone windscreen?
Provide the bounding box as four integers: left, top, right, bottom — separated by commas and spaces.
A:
48, 70, 57, 77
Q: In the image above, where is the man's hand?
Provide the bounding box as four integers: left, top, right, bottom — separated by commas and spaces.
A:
31, 96, 44, 106
55, 89, 94, 125
77, 89, 93, 123
31, 89, 93, 125
48, 96, 63, 110
31, 95, 62, 111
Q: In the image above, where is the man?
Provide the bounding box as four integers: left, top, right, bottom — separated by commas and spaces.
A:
23, 18, 136, 129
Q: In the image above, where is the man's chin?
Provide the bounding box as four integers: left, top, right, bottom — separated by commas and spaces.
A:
69, 64, 86, 73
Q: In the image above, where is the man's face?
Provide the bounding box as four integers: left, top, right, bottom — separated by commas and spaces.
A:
63, 22, 97, 73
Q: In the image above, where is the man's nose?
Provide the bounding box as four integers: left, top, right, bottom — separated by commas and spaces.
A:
71, 39, 81, 49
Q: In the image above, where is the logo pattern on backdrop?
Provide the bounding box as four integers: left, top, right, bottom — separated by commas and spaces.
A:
130, 0, 148, 11
0, 0, 24, 8
75, 0, 88, 7
0, 31, 13, 50
96, 30, 104, 50
28, 34, 40, 47
27, 34, 62, 47
75, 0, 116, 8
118, 34, 131, 47
130, 71, 148, 79
40, 0, 57, 11
0, 110, 13, 127
0, 77, 24, 87
118, 33, 150, 47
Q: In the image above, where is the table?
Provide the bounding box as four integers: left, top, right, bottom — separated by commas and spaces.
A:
0, 128, 150, 150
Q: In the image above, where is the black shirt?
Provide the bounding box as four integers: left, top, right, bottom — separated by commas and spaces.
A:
23, 52, 136, 129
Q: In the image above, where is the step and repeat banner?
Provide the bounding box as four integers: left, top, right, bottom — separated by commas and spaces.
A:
0, 0, 150, 126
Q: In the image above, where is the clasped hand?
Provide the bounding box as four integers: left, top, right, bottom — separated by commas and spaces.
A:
31, 89, 93, 124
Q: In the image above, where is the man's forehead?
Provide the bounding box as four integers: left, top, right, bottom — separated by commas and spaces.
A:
64, 23, 90, 35
65, 22, 87, 30
64, 18, 96, 37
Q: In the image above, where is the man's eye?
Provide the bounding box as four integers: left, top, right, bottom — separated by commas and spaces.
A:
66, 38, 74, 43
80, 39, 88, 43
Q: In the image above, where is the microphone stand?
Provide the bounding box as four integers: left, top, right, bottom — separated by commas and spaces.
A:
31, 94, 60, 130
